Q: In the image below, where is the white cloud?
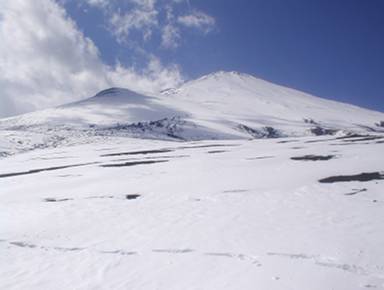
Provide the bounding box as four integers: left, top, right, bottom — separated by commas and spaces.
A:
161, 24, 180, 49
0, 0, 183, 118
109, 9, 158, 43
108, 0, 159, 43
83, 0, 108, 8
80, 0, 216, 48
178, 10, 215, 33
109, 56, 182, 92
0, 0, 216, 118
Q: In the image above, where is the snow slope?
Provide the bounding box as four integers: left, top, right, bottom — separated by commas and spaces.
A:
161, 71, 384, 136
0, 135, 384, 289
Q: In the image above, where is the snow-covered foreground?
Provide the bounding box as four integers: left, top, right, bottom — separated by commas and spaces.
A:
1, 134, 383, 289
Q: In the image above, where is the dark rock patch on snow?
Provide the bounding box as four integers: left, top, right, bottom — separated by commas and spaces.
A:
291, 155, 336, 161
344, 188, 367, 196
176, 144, 239, 150
113, 155, 189, 162
207, 150, 227, 154
376, 121, 384, 128
237, 124, 282, 138
319, 172, 384, 183
277, 140, 299, 144
310, 126, 338, 136
101, 160, 168, 168
126, 194, 141, 200
0, 162, 98, 179
101, 149, 173, 157
303, 118, 318, 125
95, 117, 188, 141
44, 198, 73, 202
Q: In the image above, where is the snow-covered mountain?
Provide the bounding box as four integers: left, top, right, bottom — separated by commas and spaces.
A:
1, 72, 384, 289
1, 71, 384, 141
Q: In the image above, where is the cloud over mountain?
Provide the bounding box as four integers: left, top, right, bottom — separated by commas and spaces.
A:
1, 0, 218, 117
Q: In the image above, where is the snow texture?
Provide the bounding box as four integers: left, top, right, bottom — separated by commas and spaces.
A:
1, 71, 384, 289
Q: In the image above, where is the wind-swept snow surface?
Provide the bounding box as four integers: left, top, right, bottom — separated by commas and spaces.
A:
0, 135, 384, 289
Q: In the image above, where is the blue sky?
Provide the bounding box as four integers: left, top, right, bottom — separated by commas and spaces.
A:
0, 0, 383, 117
63, 0, 384, 111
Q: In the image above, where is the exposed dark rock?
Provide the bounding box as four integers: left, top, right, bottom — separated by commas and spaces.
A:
264, 126, 281, 138
291, 155, 336, 161
44, 198, 73, 202
177, 144, 239, 149
277, 140, 298, 144
95, 116, 188, 140
0, 162, 98, 179
237, 124, 282, 138
126, 194, 141, 200
101, 160, 168, 168
344, 188, 367, 196
376, 121, 384, 128
319, 172, 384, 183
101, 149, 173, 157
303, 118, 318, 125
310, 126, 338, 136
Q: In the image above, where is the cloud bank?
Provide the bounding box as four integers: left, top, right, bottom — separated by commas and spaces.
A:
0, 0, 215, 118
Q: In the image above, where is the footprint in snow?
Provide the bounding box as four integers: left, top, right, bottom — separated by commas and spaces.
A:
205, 252, 261, 265
100, 250, 137, 256
44, 198, 73, 202
10, 241, 38, 248
152, 249, 194, 254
